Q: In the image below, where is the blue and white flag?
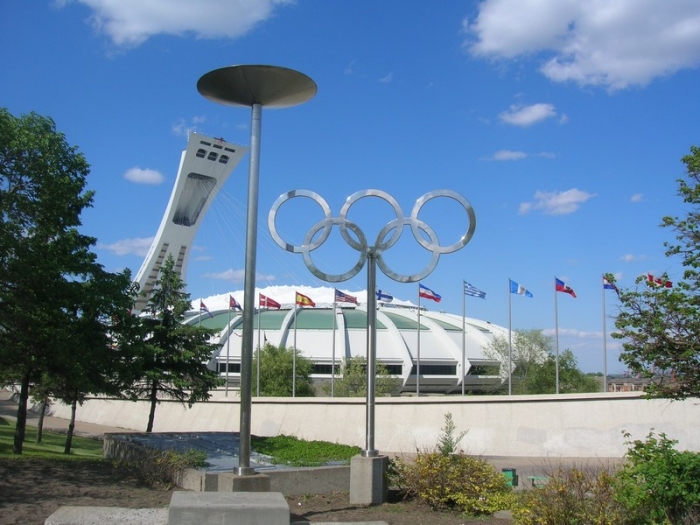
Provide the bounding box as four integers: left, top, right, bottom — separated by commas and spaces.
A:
603, 276, 619, 295
464, 281, 486, 299
509, 279, 533, 298
376, 289, 393, 303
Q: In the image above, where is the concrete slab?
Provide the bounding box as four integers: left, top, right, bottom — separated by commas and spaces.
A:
44, 506, 167, 525
168, 491, 289, 525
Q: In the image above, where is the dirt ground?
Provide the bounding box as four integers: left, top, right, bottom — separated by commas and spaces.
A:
0, 457, 513, 525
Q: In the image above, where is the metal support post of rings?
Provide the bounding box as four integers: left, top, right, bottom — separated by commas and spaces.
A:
268, 189, 476, 283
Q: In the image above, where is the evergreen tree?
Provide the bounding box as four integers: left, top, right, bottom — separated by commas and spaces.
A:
128, 255, 223, 432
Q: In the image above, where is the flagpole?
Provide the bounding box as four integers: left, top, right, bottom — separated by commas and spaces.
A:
508, 280, 512, 396
293, 303, 297, 398
602, 276, 608, 393
416, 283, 421, 396
331, 299, 336, 397
257, 294, 261, 397
554, 277, 560, 395
462, 280, 466, 396
226, 303, 231, 397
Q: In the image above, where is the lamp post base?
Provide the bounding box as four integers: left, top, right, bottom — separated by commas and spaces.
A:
349, 454, 388, 505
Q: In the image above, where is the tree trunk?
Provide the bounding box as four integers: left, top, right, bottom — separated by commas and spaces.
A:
12, 372, 31, 455
146, 382, 158, 433
64, 398, 76, 454
36, 399, 47, 444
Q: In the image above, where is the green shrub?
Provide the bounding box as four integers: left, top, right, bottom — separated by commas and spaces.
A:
390, 452, 514, 515
250, 434, 361, 467
436, 412, 467, 456
388, 412, 513, 516
512, 466, 627, 525
115, 448, 207, 488
613, 431, 700, 525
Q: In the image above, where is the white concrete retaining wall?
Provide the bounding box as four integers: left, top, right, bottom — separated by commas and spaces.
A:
51, 392, 700, 457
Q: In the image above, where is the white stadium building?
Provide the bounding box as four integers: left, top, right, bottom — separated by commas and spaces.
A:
189, 287, 509, 395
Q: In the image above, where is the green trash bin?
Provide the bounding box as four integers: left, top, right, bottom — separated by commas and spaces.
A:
501, 468, 518, 487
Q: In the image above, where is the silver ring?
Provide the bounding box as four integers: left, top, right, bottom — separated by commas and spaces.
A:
268, 189, 476, 283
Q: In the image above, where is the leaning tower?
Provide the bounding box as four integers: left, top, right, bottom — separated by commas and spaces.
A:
133, 132, 247, 312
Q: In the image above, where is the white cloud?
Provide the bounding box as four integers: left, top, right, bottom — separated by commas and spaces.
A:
488, 149, 555, 161
463, 0, 700, 90
493, 149, 528, 161
99, 236, 153, 256
379, 72, 393, 84
519, 188, 596, 215
542, 327, 601, 339
172, 116, 205, 137
123, 167, 164, 185
621, 254, 645, 263
499, 103, 557, 126
204, 268, 276, 283
631, 193, 644, 202
60, 0, 294, 48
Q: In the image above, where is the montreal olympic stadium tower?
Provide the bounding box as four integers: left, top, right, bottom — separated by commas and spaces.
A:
133, 132, 509, 395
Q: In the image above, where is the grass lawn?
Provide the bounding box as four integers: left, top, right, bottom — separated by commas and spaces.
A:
0, 416, 104, 459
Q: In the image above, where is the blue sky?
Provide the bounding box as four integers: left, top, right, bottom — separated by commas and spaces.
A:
3, 0, 700, 373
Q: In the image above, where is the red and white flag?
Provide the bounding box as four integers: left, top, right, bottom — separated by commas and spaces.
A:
259, 294, 281, 309
647, 274, 672, 288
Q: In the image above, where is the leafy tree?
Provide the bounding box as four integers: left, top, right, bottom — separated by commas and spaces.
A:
611, 146, 700, 399
526, 350, 601, 394
0, 109, 129, 454
322, 356, 399, 397
485, 330, 598, 394
128, 255, 223, 431
252, 342, 315, 397
485, 329, 550, 394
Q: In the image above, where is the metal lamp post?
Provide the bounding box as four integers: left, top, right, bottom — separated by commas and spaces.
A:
197, 65, 316, 475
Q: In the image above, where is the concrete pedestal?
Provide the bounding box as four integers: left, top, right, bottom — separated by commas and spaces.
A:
168, 491, 288, 525
217, 472, 271, 492
349, 454, 388, 505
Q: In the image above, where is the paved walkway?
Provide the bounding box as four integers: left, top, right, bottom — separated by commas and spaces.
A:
0, 389, 132, 438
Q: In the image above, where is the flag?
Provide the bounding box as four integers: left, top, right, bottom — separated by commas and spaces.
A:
296, 291, 316, 307
647, 273, 672, 288
555, 277, 576, 298
419, 283, 441, 302
376, 289, 393, 303
259, 294, 281, 309
603, 276, 619, 295
334, 289, 358, 305
463, 280, 486, 299
229, 295, 242, 311
199, 300, 214, 318
509, 279, 533, 298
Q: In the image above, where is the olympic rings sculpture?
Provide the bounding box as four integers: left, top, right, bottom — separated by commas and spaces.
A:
268, 189, 476, 283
